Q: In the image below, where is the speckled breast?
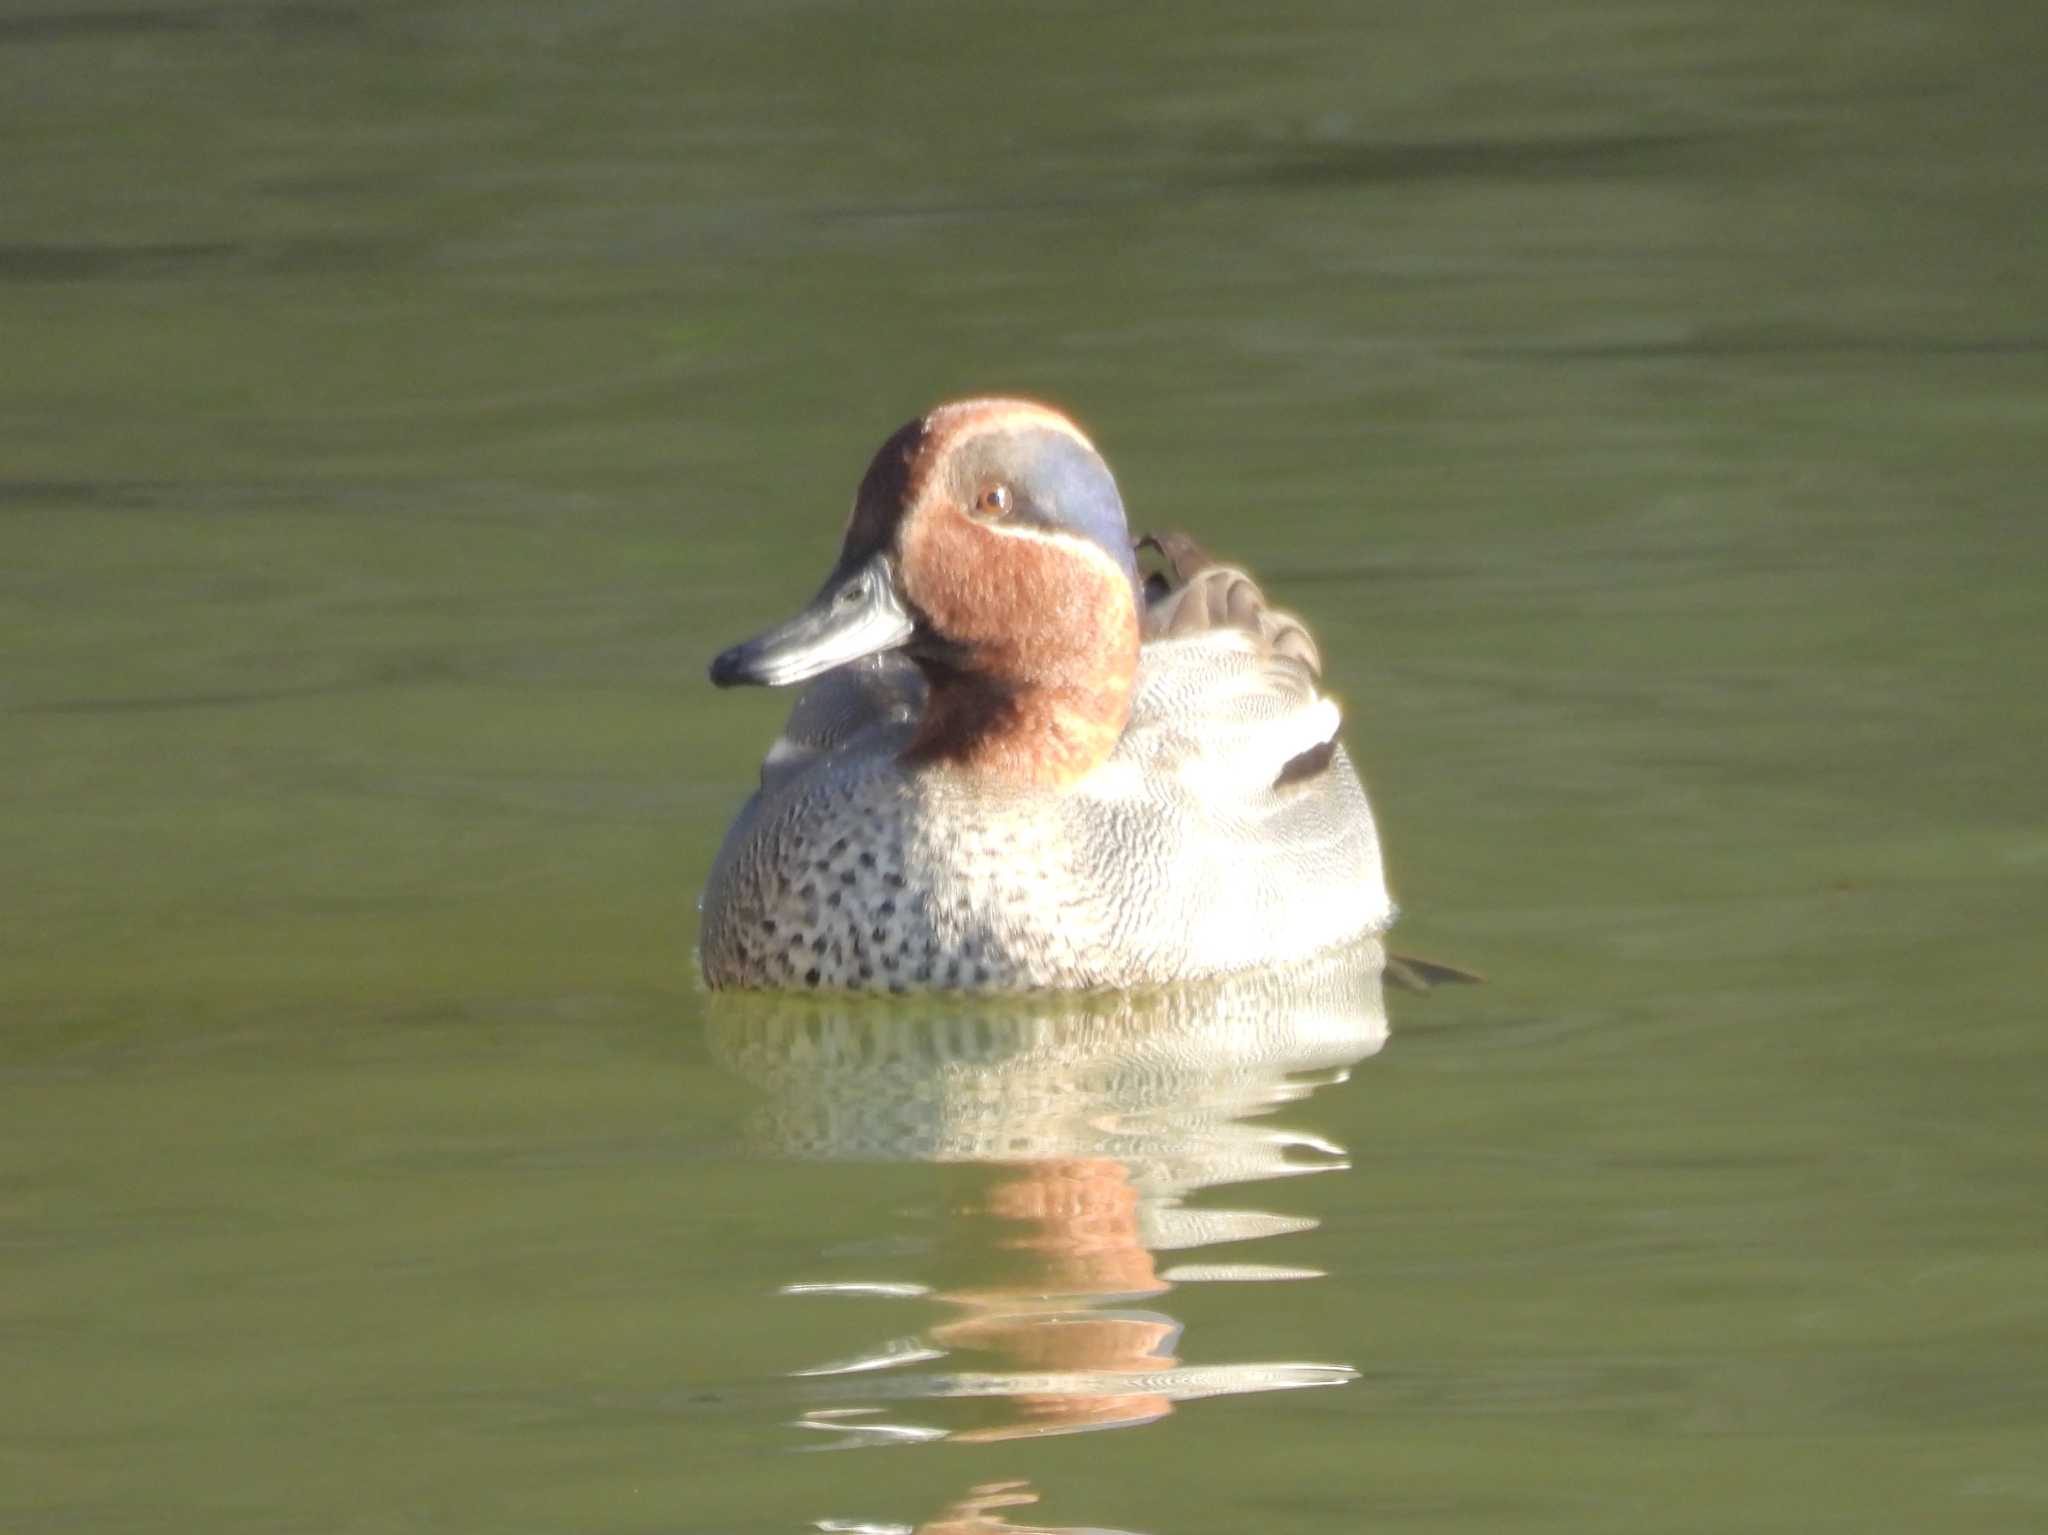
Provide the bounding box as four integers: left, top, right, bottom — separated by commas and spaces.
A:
698, 753, 1162, 992
698, 739, 1387, 993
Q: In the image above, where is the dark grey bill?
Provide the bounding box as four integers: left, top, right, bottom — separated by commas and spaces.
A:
709, 555, 916, 688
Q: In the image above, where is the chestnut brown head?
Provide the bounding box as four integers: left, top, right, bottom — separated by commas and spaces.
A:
710, 399, 1139, 696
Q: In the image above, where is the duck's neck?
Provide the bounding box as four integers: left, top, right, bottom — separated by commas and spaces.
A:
907, 662, 1134, 788
893, 516, 1143, 789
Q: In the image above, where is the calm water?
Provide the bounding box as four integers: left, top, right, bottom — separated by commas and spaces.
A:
5, 3, 2046, 1531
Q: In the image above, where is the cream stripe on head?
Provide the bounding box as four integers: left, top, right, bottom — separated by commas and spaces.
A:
970, 508, 1138, 595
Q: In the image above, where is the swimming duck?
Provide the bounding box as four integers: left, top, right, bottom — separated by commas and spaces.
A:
701, 398, 1393, 992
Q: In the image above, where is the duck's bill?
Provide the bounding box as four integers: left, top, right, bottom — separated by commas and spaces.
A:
709, 555, 916, 688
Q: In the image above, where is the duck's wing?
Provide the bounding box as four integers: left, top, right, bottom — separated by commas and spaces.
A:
1129, 533, 1345, 796
755, 653, 924, 793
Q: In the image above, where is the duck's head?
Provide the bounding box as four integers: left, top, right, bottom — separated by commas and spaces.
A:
712, 399, 1142, 783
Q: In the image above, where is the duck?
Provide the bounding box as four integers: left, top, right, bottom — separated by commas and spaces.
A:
699, 398, 1393, 992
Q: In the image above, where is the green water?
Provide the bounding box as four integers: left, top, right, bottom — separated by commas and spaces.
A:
6, 2, 2046, 1530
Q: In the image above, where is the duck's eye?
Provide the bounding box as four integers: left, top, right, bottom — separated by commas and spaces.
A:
972, 483, 1012, 520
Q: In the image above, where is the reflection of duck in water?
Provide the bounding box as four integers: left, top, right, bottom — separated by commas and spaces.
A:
704, 945, 1388, 1448
914, 1479, 1142, 1535
702, 398, 1394, 991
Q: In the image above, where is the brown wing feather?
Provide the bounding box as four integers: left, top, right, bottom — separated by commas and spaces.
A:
1137, 531, 1322, 677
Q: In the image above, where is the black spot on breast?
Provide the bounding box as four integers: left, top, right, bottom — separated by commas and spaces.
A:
1274, 738, 1338, 788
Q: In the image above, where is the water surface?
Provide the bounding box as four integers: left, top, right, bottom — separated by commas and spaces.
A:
5, 3, 2045, 1531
